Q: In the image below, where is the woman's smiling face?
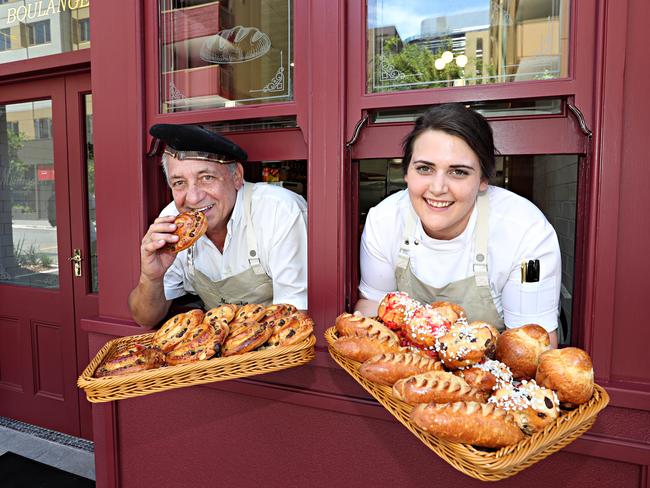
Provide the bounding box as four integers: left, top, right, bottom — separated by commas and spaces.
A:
404, 129, 488, 240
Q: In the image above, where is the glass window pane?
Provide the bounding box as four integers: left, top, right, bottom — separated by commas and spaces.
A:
0, 100, 59, 289
159, 0, 293, 113
0, 1, 91, 65
358, 154, 578, 345
367, 0, 570, 93
83, 94, 97, 293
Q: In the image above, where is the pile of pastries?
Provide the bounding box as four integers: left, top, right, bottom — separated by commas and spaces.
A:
94, 303, 313, 378
332, 292, 595, 448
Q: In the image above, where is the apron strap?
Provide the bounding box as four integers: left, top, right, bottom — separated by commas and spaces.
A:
243, 182, 266, 275
396, 202, 418, 271
473, 191, 490, 288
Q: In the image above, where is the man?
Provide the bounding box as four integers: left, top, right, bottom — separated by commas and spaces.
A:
128, 124, 307, 328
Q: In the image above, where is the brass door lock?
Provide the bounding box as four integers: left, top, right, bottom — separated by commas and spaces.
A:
69, 249, 83, 277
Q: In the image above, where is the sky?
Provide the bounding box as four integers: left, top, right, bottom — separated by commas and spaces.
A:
367, 0, 490, 39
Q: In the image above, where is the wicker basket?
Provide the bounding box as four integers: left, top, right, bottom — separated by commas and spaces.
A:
325, 327, 608, 481
78, 332, 316, 403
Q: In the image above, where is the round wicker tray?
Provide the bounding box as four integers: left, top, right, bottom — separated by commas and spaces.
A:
78, 332, 316, 403
324, 327, 609, 481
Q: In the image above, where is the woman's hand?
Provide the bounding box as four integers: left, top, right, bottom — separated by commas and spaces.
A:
353, 297, 380, 317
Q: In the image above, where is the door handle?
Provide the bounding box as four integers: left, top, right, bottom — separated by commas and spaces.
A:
69, 249, 83, 277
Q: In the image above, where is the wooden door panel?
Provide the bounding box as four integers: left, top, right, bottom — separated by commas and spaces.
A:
0, 78, 80, 436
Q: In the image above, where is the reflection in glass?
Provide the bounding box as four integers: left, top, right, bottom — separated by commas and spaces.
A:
243, 160, 307, 200
83, 94, 98, 293
159, 0, 293, 113
367, 0, 570, 93
0, 100, 58, 288
0, 1, 91, 66
358, 154, 578, 345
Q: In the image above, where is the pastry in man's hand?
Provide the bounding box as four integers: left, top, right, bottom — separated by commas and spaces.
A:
95, 347, 165, 377
164, 210, 208, 253
152, 309, 205, 353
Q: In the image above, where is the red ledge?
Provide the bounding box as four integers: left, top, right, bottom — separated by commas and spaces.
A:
0, 50, 91, 82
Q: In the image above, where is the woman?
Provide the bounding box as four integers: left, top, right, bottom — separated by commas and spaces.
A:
354, 104, 560, 347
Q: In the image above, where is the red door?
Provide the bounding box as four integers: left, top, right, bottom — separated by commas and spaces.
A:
0, 72, 97, 438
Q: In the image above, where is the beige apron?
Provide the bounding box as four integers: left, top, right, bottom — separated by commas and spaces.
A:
395, 192, 505, 330
186, 182, 274, 308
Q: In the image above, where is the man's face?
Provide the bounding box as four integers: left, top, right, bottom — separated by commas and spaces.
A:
166, 156, 244, 233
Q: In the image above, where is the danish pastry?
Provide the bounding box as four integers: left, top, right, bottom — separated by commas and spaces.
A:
95, 347, 165, 377
232, 303, 266, 324
165, 210, 208, 253
358, 352, 443, 386
223, 322, 272, 356
204, 304, 238, 326
260, 304, 298, 325
265, 312, 313, 348
411, 401, 525, 448
392, 371, 486, 405
152, 309, 205, 353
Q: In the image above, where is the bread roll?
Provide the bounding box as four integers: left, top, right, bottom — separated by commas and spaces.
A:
437, 321, 498, 369
358, 352, 443, 386
377, 292, 421, 330
331, 335, 403, 362
411, 401, 525, 448
489, 380, 560, 434
454, 360, 513, 394
335, 313, 398, 342
496, 324, 550, 379
393, 371, 486, 405
535, 347, 594, 407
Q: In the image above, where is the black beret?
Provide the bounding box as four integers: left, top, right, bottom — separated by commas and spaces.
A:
149, 123, 248, 162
